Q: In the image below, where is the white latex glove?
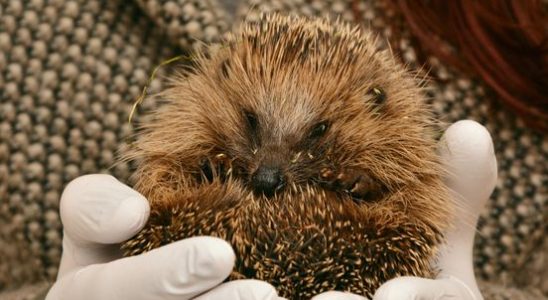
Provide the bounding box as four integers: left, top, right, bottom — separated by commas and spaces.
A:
46, 174, 280, 300
312, 120, 497, 300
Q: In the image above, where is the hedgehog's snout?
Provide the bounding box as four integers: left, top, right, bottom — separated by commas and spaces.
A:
251, 165, 285, 197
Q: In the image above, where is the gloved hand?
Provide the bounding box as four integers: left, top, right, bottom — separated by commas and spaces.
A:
312, 120, 497, 300
46, 174, 281, 300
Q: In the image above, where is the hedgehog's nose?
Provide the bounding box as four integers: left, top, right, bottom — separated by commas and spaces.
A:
251, 166, 285, 197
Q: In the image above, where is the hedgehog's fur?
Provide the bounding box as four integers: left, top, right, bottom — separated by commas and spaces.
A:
122, 14, 452, 299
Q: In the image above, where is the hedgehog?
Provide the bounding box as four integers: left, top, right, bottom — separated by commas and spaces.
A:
122, 14, 452, 299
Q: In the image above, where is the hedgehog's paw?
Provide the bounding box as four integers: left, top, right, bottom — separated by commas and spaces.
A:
199, 153, 233, 183
319, 167, 384, 201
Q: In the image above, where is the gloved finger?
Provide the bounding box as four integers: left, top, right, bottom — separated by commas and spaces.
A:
47, 237, 235, 300
193, 279, 281, 300
373, 276, 471, 300
60, 174, 150, 245
312, 291, 368, 300
437, 120, 497, 212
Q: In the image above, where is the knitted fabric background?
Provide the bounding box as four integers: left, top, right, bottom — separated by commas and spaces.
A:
0, 0, 546, 299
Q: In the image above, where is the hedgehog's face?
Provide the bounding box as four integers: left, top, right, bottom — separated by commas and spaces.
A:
200, 81, 392, 201
222, 101, 334, 198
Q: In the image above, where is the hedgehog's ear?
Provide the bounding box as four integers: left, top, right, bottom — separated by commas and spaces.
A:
367, 87, 386, 107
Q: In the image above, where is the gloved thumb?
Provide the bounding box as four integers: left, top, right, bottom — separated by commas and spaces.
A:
60, 174, 150, 245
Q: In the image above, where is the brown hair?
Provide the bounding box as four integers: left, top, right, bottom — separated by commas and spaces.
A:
366, 0, 548, 132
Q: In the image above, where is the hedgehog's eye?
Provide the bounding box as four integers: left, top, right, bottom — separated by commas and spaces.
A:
245, 111, 259, 131
309, 121, 329, 139
368, 87, 386, 106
